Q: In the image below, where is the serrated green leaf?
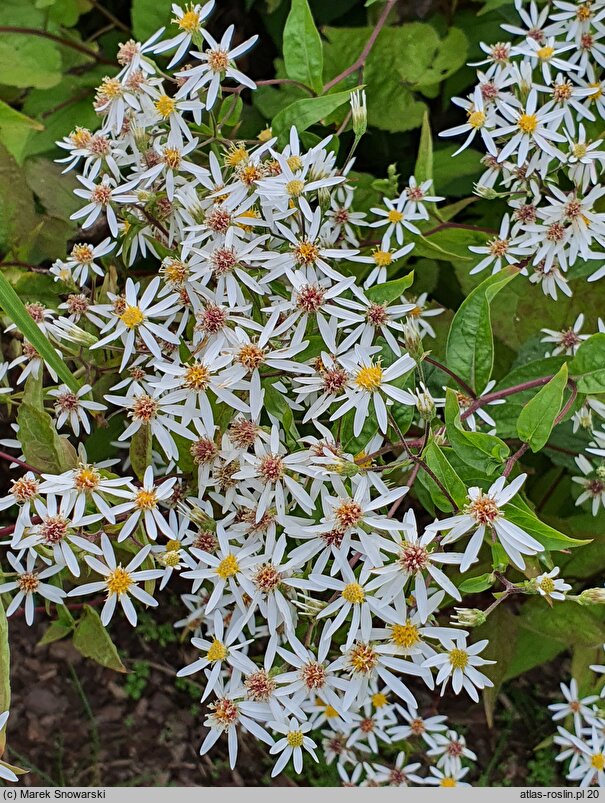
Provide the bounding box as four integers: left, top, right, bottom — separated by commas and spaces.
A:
444, 388, 509, 474
517, 364, 568, 452
16, 402, 78, 473
283, 0, 324, 94
0, 270, 80, 391
365, 271, 414, 304
129, 423, 152, 483
570, 333, 605, 393
504, 501, 591, 552
446, 265, 518, 394
414, 111, 433, 184
272, 89, 354, 141
72, 605, 126, 673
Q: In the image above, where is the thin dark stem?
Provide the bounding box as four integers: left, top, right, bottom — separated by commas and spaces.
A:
0, 450, 41, 475
322, 0, 397, 93
423, 355, 477, 399
461, 376, 554, 420
0, 27, 114, 65
503, 442, 529, 477
554, 379, 578, 426
88, 0, 131, 33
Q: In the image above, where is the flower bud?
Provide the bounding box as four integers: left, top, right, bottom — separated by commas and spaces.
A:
451, 607, 487, 627
350, 89, 367, 139
294, 593, 327, 618
473, 183, 501, 200
48, 318, 98, 347
402, 321, 424, 360
258, 126, 273, 143
578, 588, 605, 605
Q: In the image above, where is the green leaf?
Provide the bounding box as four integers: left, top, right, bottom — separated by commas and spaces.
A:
0, 599, 9, 753
272, 89, 354, 141
283, 0, 324, 94
419, 440, 467, 511
131, 0, 173, 41
570, 333, 605, 393
72, 605, 127, 673
475, 606, 519, 727
37, 620, 74, 646
218, 94, 243, 128
129, 423, 152, 483
16, 402, 78, 474
446, 265, 518, 394
0, 99, 43, 165
516, 364, 568, 452
0, 270, 80, 391
504, 501, 591, 552
365, 271, 414, 304
458, 572, 495, 594
414, 111, 433, 184
444, 388, 509, 474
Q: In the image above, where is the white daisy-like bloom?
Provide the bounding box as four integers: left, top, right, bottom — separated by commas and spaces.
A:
177, 609, 251, 700
110, 466, 177, 542
351, 233, 414, 288
427, 729, 477, 774
468, 214, 531, 275
367, 510, 463, 622
152, 2, 215, 67
528, 260, 572, 300
39, 461, 132, 525
368, 194, 422, 247
269, 717, 318, 777
424, 765, 471, 787
562, 727, 605, 787
429, 473, 544, 571
274, 631, 348, 716
61, 238, 115, 286
501, 0, 553, 42
330, 345, 416, 436
454, 379, 504, 432
541, 313, 589, 356
70, 174, 134, 237
587, 427, 605, 461
423, 632, 495, 703
92, 277, 181, 370
534, 566, 571, 602
0, 711, 17, 783
0, 552, 65, 626
403, 176, 444, 218
0, 471, 41, 545
17, 494, 103, 577
493, 88, 566, 166
47, 383, 106, 437
549, 679, 599, 732
572, 454, 605, 515
404, 292, 443, 338
325, 189, 367, 246
514, 36, 579, 83
114, 28, 165, 79
440, 85, 498, 156
345, 701, 394, 755
388, 705, 449, 748
199, 679, 274, 769
68, 533, 163, 626
370, 751, 425, 786
176, 24, 258, 108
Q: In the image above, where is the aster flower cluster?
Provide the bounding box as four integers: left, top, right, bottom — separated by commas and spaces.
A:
0, 2, 602, 788
444, 0, 605, 299
550, 645, 605, 787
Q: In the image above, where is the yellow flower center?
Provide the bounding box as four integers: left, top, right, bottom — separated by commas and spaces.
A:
591, 753, 605, 771
517, 113, 538, 133
120, 305, 144, 328
286, 155, 303, 171
387, 209, 403, 223
285, 179, 305, 197
160, 550, 181, 568
106, 567, 133, 595
372, 249, 392, 267
184, 363, 210, 390
287, 730, 304, 748
177, 8, 200, 32
355, 362, 383, 391
391, 621, 420, 649
206, 639, 228, 662
372, 692, 388, 708
539, 577, 556, 594
536, 45, 554, 60
74, 466, 101, 492
449, 648, 469, 670
258, 127, 273, 143
573, 142, 588, 158
467, 110, 486, 129
341, 582, 365, 604
217, 554, 239, 579
135, 489, 157, 510
440, 777, 457, 787
589, 82, 603, 100
224, 145, 249, 167
163, 147, 181, 169
155, 94, 176, 118
323, 704, 338, 718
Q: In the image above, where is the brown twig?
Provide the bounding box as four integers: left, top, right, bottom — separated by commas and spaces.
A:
0, 27, 114, 65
